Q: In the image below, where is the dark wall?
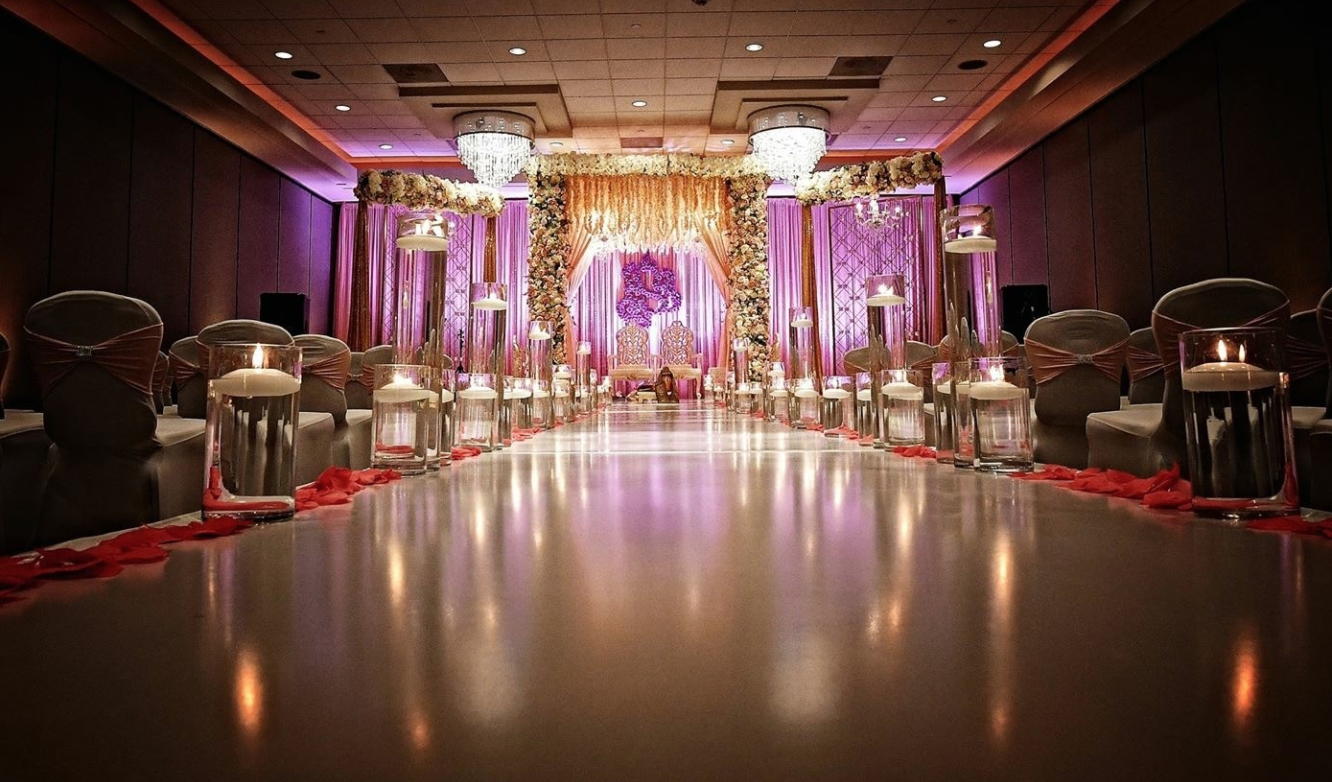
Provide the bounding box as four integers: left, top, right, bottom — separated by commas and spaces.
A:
961, 0, 1332, 329
0, 10, 337, 406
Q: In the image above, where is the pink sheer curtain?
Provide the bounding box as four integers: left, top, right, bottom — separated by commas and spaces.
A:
766, 198, 805, 368
490, 201, 531, 350
569, 246, 727, 377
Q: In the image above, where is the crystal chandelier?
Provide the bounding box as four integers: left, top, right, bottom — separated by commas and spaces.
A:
854, 195, 907, 229
453, 110, 535, 190
747, 105, 830, 184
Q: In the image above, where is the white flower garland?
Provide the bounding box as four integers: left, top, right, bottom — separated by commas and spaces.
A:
355, 170, 504, 217
794, 151, 944, 205
528, 152, 767, 180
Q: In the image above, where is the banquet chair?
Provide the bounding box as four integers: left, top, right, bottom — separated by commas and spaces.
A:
1024, 311, 1129, 468
609, 324, 658, 390
1287, 309, 1328, 410
660, 321, 703, 397
168, 336, 204, 419
23, 291, 208, 545
151, 351, 169, 414
1125, 328, 1165, 405
1086, 279, 1289, 477
351, 344, 394, 408
296, 334, 371, 470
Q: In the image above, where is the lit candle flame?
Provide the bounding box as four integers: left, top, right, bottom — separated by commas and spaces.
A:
392, 372, 407, 386
1238, 344, 1246, 363
250, 344, 264, 370
988, 364, 1004, 383
1217, 340, 1228, 362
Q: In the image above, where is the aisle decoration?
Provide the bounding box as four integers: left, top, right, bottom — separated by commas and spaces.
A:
526, 153, 771, 376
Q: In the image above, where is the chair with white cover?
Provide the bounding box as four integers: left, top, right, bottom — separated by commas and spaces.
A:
354, 345, 394, 404
1086, 279, 1289, 477
296, 334, 371, 469
609, 324, 658, 391
151, 351, 169, 414
1297, 292, 1332, 509
1024, 311, 1129, 468
168, 336, 206, 419
660, 321, 702, 397
22, 291, 206, 546
1125, 328, 1164, 405
345, 350, 370, 409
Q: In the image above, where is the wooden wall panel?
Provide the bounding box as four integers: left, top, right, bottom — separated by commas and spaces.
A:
237, 158, 281, 321
1007, 148, 1048, 286
1143, 37, 1229, 295
1043, 119, 1097, 312
49, 56, 133, 294
977, 170, 1013, 287
277, 178, 312, 297
1088, 83, 1154, 328
128, 95, 194, 343
309, 200, 335, 336
1216, 0, 1329, 309
190, 131, 240, 333
0, 18, 57, 404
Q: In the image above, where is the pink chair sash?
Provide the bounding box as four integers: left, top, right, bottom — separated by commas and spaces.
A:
357, 364, 378, 388
169, 342, 211, 387
909, 355, 937, 371
305, 349, 352, 390
152, 353, 169, 393
24, 323, 163, 396
1286, 335, 1327, 380
1023, 337, 1127, 385
1126, 345, 1164, 384
1152, 304, 1288, 376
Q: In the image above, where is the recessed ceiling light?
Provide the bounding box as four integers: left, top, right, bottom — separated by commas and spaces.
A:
631, 100, 648, 107
274, 51, 293, 60
550, 141, 564, 148
931, 95, 948, 102
983, 39, 1002, 49
335, 104, 351, 112
630, 22, 642, 30
745, 42, 764, 52
720, 139, 735, 146
894, 136, 908, 143
379, 143, 394, 150
509, 46, 527, 56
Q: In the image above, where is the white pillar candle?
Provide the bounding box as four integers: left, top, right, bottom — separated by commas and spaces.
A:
943, 236, 998, 254
553, 369, 572, 380
532, 388, 551, 399
856, 388, 873, 402
472, 295, 508, 311
881, 381, 924, 400
866, 293, 906, 307
822, 388, 851, 400
791, 317, 814, 329
373, 374, 431, 403
577, 343, 592, 355
213, 368, 302, 397
1181, 362, 1279, 392
770, 388, 790, 398
968, 379, 1025, 401
529, 328, 552, 340
458, 386, 499, 400
508, 387, 534, 400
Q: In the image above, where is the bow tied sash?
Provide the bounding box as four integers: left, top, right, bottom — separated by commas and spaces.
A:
1286, 334, 1327, 380
152, 354, 170, 393
304, 349, 353, 390
25, 323, 163, 396
169, 342, 212, 387
1126, 345, 1164, 383
1023, 337, 1127, 385
358, 364, 378, 388
1152, 304, 1289, 376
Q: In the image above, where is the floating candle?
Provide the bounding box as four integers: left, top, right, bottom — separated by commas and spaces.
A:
211, 345, 301, 397
471, 294, 508, 311
553, 369, 573, 379
458, 386, 499, 400
1181, 339, 1278, 392
881, 381, 924, 400
577, 343, 592, 355
968, 379, 1025, 401
791, 317, 814, 329
508, 387, 534, 400
373, 373, 431, 404
822, 387, 851, 400
529, 328, 552, 340
943, 235, 998, 254
866, 293, 906, 307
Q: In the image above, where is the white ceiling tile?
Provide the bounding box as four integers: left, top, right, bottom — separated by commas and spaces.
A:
660, 111, 711, 124
465, 0, 536, 15
496, 60, 557, 82
194, 0, 273, 20
281, 19, 357, 43
307, 42, 377, 64
666, 37, 726, 59
611, 78, 665, 96
411, 18, 485, 42
773, 57, 835, 79
345, 18, 421, 43
665, 77, 715, 95
326, 0, 403, 18
912, 8, 988, 34
605, 38, 666, 59
487, 40, 551, 60
609, 59, 665, 78
348, 82, 399, 99
719, 58, 777, 80
294, 82, 356, 99
333, 113, 387, 129
565, 96, 618, 113
441, 62, 503, 83
897, 105, 951, 120
547, 39, 609, 60
728, 11, 797, 36
665, 58, 720, 78
885, 55, 950, 75
797, 9, 926, 36
605, 0, 668, 12
616, 110, 665, 126
553, 60, 611, 79
424, 42, 493, 62
732, 0, 796, 9
572, 124, 620, 138
569, 115, 619, 129
889, 120, 942, 134
223, 20, 292, 44
558, 78, 614, 96
537, 14, 604, 39
470, 15, 544, 39
361, 99, 415, 115
857, 106, 902, 122
663, 94, 713, 111
530, 0, 600, 13
924, 72, 985, 91
601, 13, 667, 37
395, 0, 471, 15
666, 12, 727, 38
259, 0, 333, 19
830, 134, 880, 149
326, 64, 394, 83
869, 91, 922, 107
897, 34, 966, 56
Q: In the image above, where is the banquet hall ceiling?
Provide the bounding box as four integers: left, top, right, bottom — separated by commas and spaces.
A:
150, 0, 1104, 159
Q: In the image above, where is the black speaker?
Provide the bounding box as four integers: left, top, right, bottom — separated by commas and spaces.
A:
260, 292, 308, 336
1001, 285, 1050, 340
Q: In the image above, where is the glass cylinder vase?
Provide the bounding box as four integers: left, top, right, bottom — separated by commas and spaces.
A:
203, 343, 303, 521
432, 365, 456, 467
528, 320, 554, 430
553, 364, 574, 423
932, 361, 957, 464
866, 274, 907, 448
462, 282, 507, 451
941, 205, 1002, 360
822, 374, 854, 437
969, 356, 1033, 473
882, 368, 927, 446
766, 361, 788, 423
788, 306, 817, 428
731, 338, 751, 413
1181, 328, 1298, 518
372, 364, 431, 475
576, 340, 594, 416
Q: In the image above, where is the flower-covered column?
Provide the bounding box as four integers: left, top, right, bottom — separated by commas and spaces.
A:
527, 171, 573, 364
726, 174, 771, 383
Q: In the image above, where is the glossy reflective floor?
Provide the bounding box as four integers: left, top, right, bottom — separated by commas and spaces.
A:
2, 403, 1331, 779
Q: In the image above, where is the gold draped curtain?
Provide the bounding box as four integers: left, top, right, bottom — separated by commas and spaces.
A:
565, 174, 728, 253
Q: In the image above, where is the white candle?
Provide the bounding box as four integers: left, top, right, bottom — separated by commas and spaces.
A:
458, 386, 499, 400
529, 328, 552, 341
437, 389, 454, 404
793, 387, 819, 399
791, 317, 814, 329
968, 379, 1025, 401
553, 369, 572, 379
866, 293, 906, 307
934, 381, 968, 396
856, 388, 873, 402
577, 343, 592, 355
1181, 362, 1278, 392
944, 235, 998, 254
533, 388, 551, 399
822, 387, 851, 400
395, 220, 450, 251
211, 346, 300, 397
373, 373, 431, 404
472, 294, 508, 311
508, 387, 533, 400
770, 388, 790, 398
881, 381, 924, 400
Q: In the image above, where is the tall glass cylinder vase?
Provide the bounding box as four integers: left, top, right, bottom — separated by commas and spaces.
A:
528, 320, 553, 430
434, 366, 456, 467
203, 343, 303, 521
553, 364, 574, 423
576, 340, 593, 415
932, 361, 957, 464
942, 204, 1000, 468
510, 377, 534, 430
393, 210, 452, 365
854, 371, 876, 445
460, 282, 507, 451
822, 375, 854, 436
766, 361, 788, 423
882, 369, 927, 446
372, 364, 431, 475
1181, 328, 1298, 518
789, 306, 817, 427
866, 274, 907, 449
731, 338, 751, 413
970, 356, 1033, 473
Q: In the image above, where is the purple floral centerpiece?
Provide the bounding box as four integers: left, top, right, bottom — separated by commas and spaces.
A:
616, 253, 682, 328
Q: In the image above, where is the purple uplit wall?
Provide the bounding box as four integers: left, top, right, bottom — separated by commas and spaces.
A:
960, 0, 1332, 329
0, 9, 337, 407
